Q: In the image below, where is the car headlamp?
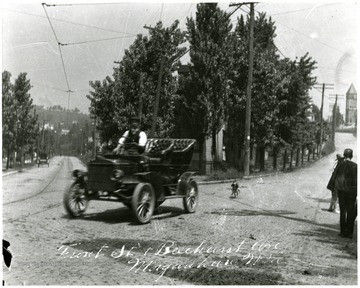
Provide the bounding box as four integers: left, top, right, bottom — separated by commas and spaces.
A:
111, 169, 124, 180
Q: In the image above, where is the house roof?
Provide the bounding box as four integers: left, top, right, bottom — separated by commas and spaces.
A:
346, 83, 357, 95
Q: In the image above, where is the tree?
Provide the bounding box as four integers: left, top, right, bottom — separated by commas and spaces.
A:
183, 3, 233, 171
226, 13, 291, 170
13, 73, 38, 165
2, 71, 15, 169
87, 20, 186, 145
2, 71, 38, 169
335, 106, 344, 127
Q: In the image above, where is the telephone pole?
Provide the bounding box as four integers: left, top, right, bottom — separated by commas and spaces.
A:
329, 94, 344, 141
314, 83, 334, 156
138, 72, 144, 124
230, 2, 255, 176
66, 90, 74, 128
150, 56, 166, 137
144, 25, 168, 138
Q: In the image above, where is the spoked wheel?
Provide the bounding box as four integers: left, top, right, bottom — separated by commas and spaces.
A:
132, 183, 155, 224
183, 179, 199, 213
64, 183, 89, 217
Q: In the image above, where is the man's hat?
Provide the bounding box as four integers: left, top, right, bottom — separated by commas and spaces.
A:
343, 148, 353, 158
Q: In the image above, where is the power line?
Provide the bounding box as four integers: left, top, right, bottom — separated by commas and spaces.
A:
269, 4, 340, 16
42, 2, 130, 7
3, 8, 137, 36
274, 21, 357, 61
42, 3, 72, 109
317, 66, 356, 74
159, 3, 164, 22
59, 35, 136, 46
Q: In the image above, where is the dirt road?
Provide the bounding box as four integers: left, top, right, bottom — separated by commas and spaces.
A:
2, 132, 357, 285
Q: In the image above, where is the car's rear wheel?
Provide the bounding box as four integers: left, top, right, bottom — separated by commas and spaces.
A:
64, 183, 89, 217
183, 179, 198, 213
132, 183, 155, 224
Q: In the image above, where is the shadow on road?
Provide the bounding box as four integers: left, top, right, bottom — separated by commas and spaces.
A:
62, 206, 187, 225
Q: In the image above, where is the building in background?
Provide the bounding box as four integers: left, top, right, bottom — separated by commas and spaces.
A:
345, 83, 357, 126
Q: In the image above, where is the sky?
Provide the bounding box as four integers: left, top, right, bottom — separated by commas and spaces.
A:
1, 1, 358, 119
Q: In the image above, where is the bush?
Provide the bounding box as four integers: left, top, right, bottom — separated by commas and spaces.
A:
205, 167, 243, 181
322, 139, 335, 156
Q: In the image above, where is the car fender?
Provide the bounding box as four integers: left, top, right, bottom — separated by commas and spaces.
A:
177, 172, 196, 195
132, 172, 164, 199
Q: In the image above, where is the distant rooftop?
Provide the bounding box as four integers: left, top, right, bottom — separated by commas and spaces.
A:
346, 83, 357, 95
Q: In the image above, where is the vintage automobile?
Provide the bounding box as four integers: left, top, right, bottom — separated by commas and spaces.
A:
37, 152, 49, 167
63, 138, 199, 224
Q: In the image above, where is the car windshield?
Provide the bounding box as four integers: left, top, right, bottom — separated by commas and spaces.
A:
39, 153, 47, 158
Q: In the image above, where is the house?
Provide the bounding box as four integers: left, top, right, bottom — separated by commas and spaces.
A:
345, 83, 357, 126
177, 64, 226, 174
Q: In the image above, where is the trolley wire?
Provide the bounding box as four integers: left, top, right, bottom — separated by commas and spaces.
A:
59, 35, 136, 46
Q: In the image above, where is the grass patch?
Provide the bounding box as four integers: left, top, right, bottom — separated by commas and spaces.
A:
322, 139, 335, 156
205, 167, 243, 181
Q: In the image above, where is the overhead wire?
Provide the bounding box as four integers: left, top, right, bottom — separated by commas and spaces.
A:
42, 3, 71, 93
4, 8, 137, 36
270, 3, 341, 16
255, 4, 357, 62
59, 35, 136, 46
43, 2, 131, 7
275, 21, 357, 61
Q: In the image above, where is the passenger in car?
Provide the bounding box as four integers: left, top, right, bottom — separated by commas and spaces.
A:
113, 117, 147, 155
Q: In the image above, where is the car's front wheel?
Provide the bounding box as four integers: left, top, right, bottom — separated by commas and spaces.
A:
132, 183, 155, 224
183, 179, 199, 213
63, 182, 89, 217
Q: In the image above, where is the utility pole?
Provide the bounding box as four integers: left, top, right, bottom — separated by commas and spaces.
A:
150, 55, 166, 137
93, 101, 97, 159
42, 119, 45, 151
138, 72, 144, 123
314, 83, 334, 156
230, 2, 255, 176
66, 90, 74, 128
329, 94, 344, 141
144, 25, 168, 138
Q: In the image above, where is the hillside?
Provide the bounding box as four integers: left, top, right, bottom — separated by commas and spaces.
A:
35, 105, 92, 129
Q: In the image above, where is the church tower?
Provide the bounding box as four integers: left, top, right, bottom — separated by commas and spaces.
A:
345, 83, 357, 126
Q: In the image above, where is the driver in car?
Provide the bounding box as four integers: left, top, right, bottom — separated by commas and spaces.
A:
113, 117, 147, 155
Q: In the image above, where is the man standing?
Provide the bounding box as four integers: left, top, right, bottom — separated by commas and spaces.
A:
333, 148, 357, 239
113, 117, 147, 155
327, 154, 344, 213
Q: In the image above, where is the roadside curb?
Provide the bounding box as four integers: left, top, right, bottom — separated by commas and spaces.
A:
197, 179, 235, 185
196, 152, 335, 185
2, 170, 23, 177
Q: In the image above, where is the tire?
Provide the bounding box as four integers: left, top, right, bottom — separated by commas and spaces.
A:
131, 183, 155, 224
64, 182, 89, 217
183, 179, 199, 213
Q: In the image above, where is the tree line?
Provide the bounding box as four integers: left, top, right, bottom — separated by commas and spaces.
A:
2, 71, 93, 169
87, 3, 334, 172
2, 71, 39, 169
